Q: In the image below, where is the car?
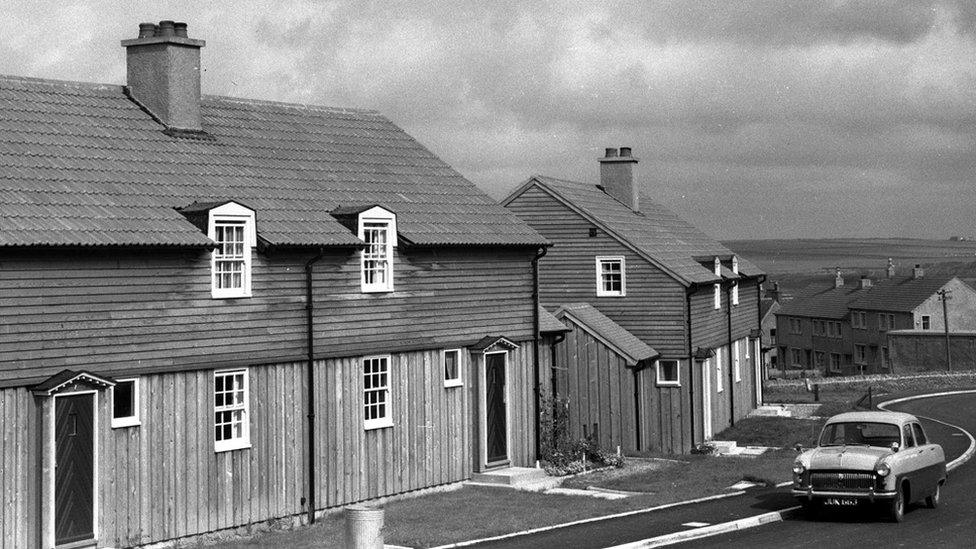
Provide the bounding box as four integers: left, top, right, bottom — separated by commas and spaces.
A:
791, 411, 946, 522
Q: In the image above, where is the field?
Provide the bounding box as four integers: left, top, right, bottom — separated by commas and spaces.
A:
723, 237, 976, 293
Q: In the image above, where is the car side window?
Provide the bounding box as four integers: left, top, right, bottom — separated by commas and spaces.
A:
902, 424, 915, 448
912, 423, 927, 445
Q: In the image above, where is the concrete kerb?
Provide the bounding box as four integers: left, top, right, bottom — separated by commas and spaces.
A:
427, 390, 976, 549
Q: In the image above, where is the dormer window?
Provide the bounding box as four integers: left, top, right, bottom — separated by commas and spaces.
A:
207, 202, 256, 299
358, 206, 397, 293
731, 255, 739, 306
713, 257, 721, 310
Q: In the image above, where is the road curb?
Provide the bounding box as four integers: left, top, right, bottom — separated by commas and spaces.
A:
425, 490, 749, 549
877, 389, 976, 472
603, 506, 803, 549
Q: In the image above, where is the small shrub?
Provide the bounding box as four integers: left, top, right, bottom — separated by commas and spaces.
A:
539, 396, 625, 472
690, 442, 717, 455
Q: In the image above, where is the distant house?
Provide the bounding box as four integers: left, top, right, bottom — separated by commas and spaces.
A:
0, 22, 548, 548
774, 264, 976, 376
503, 147, 765, 451
759, 287, 782, 377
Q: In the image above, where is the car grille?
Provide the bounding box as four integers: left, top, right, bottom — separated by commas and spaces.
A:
810, 472, 875, 491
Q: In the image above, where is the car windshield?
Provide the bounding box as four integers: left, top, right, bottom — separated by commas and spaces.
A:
819, 422, 900, 448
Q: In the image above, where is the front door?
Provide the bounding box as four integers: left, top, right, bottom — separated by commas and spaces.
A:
55, 393, 95, 545
485, 352, 508, 464
701, 360, 713, 440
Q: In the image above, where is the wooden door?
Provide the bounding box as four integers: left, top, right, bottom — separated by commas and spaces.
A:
55, 393, 95, 545
485, 352, 508, 463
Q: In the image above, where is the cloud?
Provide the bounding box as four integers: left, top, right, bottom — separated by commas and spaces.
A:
0, 0, 974, 238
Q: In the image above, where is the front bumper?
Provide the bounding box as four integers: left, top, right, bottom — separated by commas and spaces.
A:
792, 487, 897, 502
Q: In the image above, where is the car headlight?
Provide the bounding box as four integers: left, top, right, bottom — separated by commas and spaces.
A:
792, 462, 806, 475
875, 463, 890, 477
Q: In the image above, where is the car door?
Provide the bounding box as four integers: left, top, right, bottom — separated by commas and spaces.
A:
911, 422, 944, 495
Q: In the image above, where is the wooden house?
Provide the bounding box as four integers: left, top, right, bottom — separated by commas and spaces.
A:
0, 21, 549, 549
503, 147, 765, 453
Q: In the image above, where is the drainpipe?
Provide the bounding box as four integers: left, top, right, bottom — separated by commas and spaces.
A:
726, 283, 735, 426
685, 287, 696, 447
532, 246, 548, 462
755, 275, 767, 406
304, 248, 324, 525
633, 367, 642, 451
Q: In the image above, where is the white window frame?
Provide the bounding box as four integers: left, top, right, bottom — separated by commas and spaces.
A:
731, 256, 739, 306
359, 207, 397, 293
655, 359, 680, 387
854, 344, 867, 364
214, 368, 250, 453
713, 257, 721, 310
110, 377, 141, 428
443, 349, 463, 388
715, 347, 724, 392
363, 355, 393, 430
921, 315, 931, 330
209, 202, 256, 299
733, 340, 741, 383
595, 256, 626, 297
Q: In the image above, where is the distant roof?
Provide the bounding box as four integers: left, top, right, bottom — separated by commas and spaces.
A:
848, 275, 956, 312
0, 75, 546, 248
775, 282, 867, 319
554, 303, 657, 366
760, 299, 780, 320
502, 176, 763, 285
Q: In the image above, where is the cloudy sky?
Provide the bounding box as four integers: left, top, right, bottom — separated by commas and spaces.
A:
2, 1, 975, 239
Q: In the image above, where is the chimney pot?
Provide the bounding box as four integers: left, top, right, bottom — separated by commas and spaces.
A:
174, 22, 188, 38
158, 20, 176, 37
138, 23, 156, 39
834, 268, 844, 288
604, 147, 618, 158
913, 264, 924, 279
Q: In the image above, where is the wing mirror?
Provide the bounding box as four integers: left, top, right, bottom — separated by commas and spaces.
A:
890, 442, 900, 453
794, 443, 803, 453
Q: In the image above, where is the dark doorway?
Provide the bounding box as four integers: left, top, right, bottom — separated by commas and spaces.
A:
55, 393, 95, 545
485, 352, 508, 464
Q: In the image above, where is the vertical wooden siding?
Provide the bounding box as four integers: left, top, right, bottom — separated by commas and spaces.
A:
506, 187, 688, 356
636, 365, 691, 454
96, 364, 308, 548
553, 323, 637, 452
313, 341, 536, 511
0, 388, 37, 549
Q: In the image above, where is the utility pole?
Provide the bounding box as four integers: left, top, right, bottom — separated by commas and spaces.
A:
938, 289, 952, 371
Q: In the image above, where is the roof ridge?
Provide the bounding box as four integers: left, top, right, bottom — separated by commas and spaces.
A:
203, 94, 379, 116
0, 73, 121, 92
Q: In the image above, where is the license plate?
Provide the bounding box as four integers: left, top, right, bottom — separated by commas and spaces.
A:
824, 498, 858, 506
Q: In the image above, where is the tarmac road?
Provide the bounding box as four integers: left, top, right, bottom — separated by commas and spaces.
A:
468, 392, 974, 549
673, 392, 976, 549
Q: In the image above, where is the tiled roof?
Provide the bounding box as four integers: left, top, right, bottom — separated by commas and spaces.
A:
508, 176, 763, 285
538, 306, 570, 334
848, 275, 955, 312
760, 299, 780, 320
554, 303, 657, 365
0, 75, 546, 248
775, 282, 866, 319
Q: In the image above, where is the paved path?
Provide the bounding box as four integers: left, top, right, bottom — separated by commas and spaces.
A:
469, 392, 974, 549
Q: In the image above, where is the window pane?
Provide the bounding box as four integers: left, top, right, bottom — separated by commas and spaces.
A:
113, 380, 135, 419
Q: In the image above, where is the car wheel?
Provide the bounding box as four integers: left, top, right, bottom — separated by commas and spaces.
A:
926, 482, 941, 509
889, 484, 905, 522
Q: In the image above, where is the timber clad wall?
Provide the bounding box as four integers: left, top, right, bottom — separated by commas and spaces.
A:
0, 247, 535, 387
505, 186, 688, 356
3, 342, 537, 548
0, 388, 38, 549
